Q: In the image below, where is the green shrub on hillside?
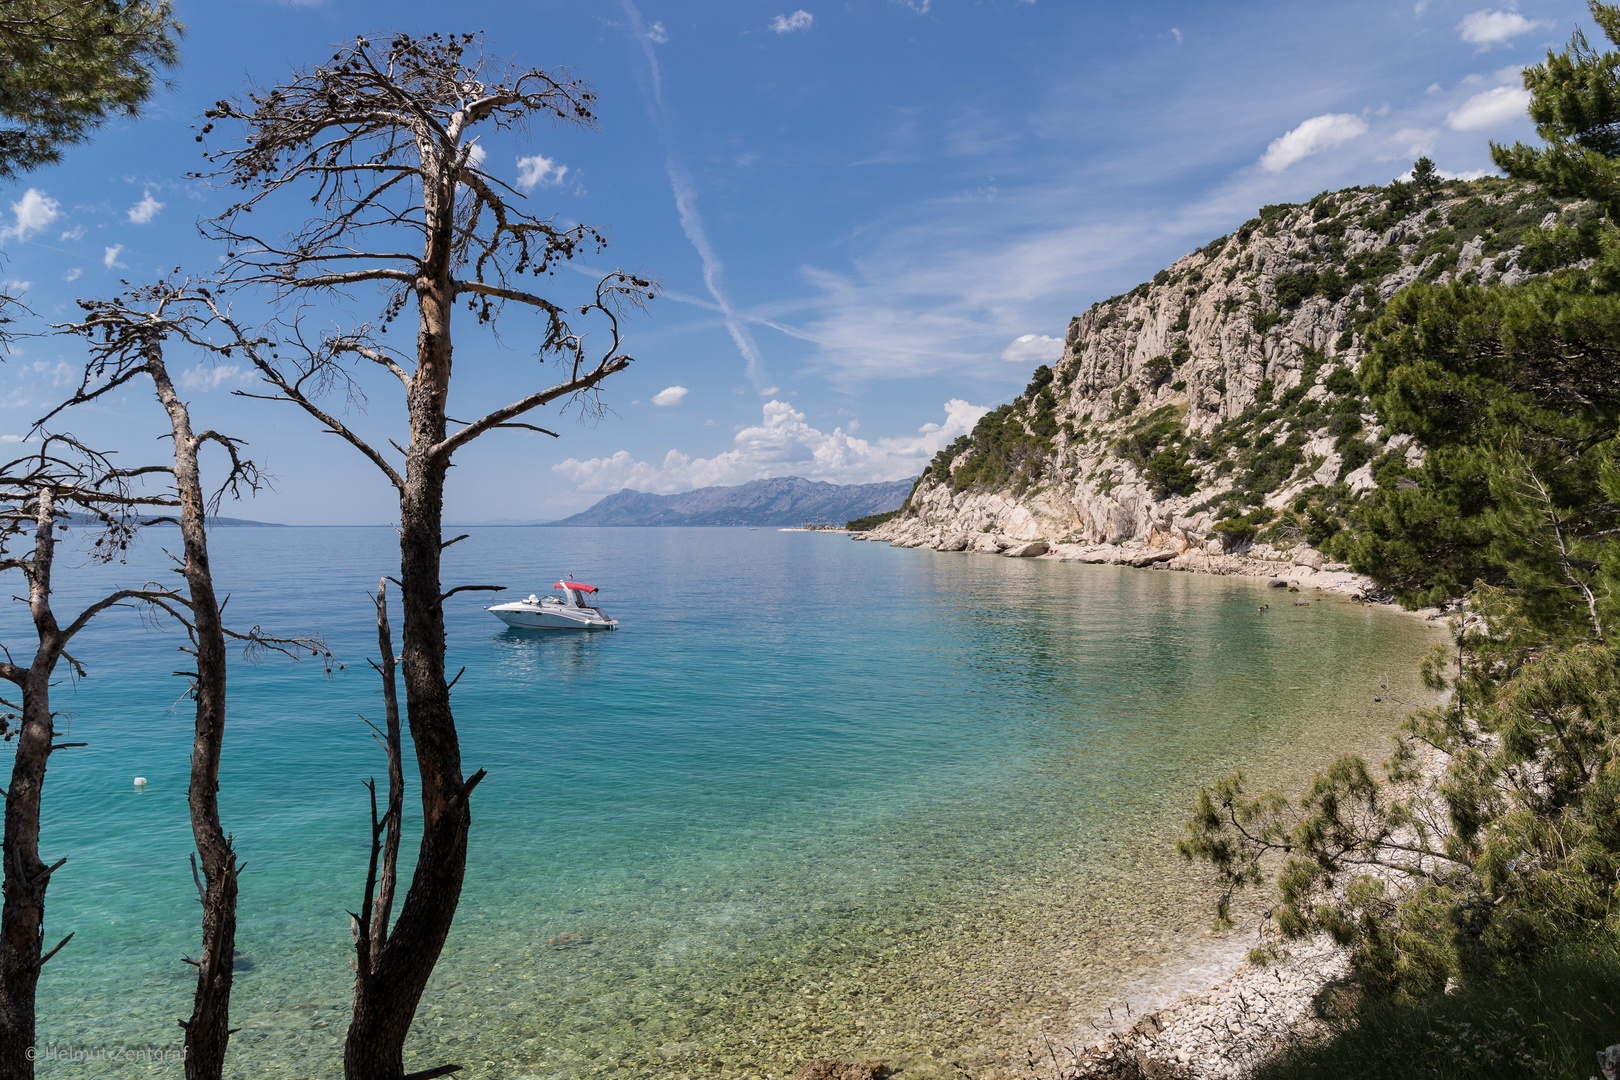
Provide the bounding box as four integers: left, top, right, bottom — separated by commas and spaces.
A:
1275, 267, 1347, 308
1519, 217, 1604, 271
1112, 405, 1184, 466
1322, 366, 1357, 395
1144, 447, 1198, 498
1142, 354, 1173, 388
923, 364, 1062, 494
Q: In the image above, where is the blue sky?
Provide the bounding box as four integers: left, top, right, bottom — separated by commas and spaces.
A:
0, 0, 1581, 523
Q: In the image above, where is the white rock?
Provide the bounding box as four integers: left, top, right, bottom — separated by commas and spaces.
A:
1291, 547, 1324, 570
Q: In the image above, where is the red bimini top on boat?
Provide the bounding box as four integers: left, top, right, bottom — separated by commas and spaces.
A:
555, 581, 599, 593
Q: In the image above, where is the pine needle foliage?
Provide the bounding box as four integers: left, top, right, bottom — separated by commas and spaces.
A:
0, 0, 181, 179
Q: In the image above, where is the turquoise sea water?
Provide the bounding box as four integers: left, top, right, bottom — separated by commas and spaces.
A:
5, 528, 1439, 1078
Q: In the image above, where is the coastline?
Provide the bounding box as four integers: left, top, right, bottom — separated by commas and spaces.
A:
852, 528, 1446, 618
1046, 938, 1350, 1080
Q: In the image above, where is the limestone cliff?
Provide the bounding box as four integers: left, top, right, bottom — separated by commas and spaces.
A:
873, 177, 1593, 559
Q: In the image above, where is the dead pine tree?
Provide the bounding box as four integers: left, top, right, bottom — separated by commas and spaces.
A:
0, 435, 181, 1080
354, 577, 404, 1009
197, 33, 653, 1079
52, 283, 327, 1080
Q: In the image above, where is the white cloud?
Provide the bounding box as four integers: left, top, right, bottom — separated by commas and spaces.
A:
4, 279, 29, 295
515, 154, 569, 191
553, 398, 988, 494
1169, 27, 1182, 45
1388, 126, 1439, 158
63, 267, 81, 282
651, 385, 689, 406
646, 20, 668, 43
1457, 10, 1547, 48
1001, 333, 1064, 365
1259, 113, 1369, 172
0, 434, 28, 444
59, 225, 84, 241
103, 245, 125, 270
770, 10, 812, 32
127, 190, 164, 224
2, 189, 61, 243
1447, 85, 1531, 130
468, 144, 487, 166
177, 364, 252, 392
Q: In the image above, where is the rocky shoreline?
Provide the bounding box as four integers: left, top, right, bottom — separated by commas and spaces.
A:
1050, 938, 1348, 1080
851, 528, 1425, 611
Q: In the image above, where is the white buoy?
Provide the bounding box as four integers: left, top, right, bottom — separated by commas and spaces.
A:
133, 777, 147, 787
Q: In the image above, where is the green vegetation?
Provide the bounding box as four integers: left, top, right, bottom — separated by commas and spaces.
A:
1252, 929, 1620, 1080
1209, 514, 1259, 550
1112, 404, 1185, 467
1275, 267, 1345, 307
845, 510, 899, 531
1493, 0, 1620, 217
0, 0, 182, 179
1182, 11, 1620, 1076
1144, 447, 1197, 498
921, 365, 1060, 494
1142, 354, 1173, 388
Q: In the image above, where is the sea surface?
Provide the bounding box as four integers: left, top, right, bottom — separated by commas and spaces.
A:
4, 527, 1441, 1078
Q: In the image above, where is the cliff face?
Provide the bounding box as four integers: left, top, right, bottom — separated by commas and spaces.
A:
875, 177, 1590, 557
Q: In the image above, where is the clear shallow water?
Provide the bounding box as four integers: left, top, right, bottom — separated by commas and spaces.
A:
4, 528, 1439, 1078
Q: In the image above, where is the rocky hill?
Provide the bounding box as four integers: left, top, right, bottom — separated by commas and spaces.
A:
548, 476, 914, 527
872, 176, 1597, 560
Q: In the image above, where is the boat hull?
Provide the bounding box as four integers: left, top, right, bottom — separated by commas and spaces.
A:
487, 603, 617, 631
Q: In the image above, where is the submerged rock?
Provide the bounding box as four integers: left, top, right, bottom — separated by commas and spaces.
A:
1065, 1033, 1193, 1079
792, 1058, 888, 1080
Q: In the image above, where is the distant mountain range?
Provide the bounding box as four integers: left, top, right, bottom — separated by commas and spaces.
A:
545, 476, 916, 527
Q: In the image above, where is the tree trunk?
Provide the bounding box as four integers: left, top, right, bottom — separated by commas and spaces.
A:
0, 493, 67, 1080
366, 579, 404, 970
149, 360, 238, 1080
345, 211, 479, 1080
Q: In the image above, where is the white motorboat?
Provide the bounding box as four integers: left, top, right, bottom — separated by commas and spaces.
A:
486, 581, 619, 631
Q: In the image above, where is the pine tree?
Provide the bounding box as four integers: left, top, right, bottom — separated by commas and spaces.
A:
1492, 1, 1620, 214
0, 0, 181, 179
1411, 155, 1441, 199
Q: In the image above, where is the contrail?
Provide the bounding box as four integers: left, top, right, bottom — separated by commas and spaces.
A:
622, 0, 771, 389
